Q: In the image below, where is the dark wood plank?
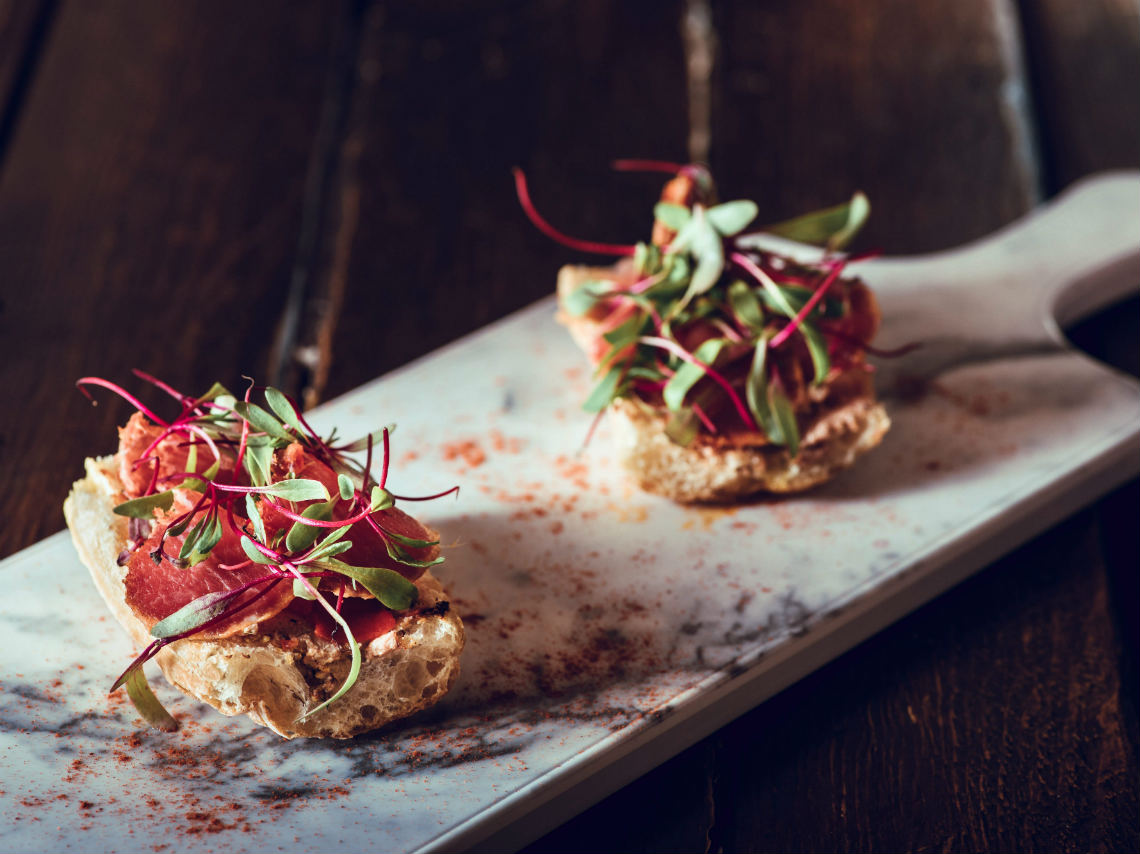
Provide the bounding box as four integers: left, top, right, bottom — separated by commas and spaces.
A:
0, 0, 54, 150
713, 507, 1137, 853
708, 0, 1041, 254
1018, 0, 1140, 191
0, 0, 347, 557
285, 0, 692, 406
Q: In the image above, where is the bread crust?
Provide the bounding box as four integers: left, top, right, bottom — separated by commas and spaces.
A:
610, 395, 890, 503
64, 456, 464, 738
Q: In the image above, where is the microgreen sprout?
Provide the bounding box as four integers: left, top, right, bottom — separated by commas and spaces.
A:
81, 373, 454, 729
516, 163, 889, 453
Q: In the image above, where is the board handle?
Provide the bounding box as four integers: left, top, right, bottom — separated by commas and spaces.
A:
863, 170, 1140, 356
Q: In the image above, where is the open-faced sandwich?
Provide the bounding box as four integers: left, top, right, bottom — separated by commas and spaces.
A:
515, 160, 889, 502
64, 373, 464, 738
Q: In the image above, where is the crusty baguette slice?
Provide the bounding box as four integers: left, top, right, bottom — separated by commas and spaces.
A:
556, 263, 890, 502
609, 396, 890, 503
64, 456, 464, 739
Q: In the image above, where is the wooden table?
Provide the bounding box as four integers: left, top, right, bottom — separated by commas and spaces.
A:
1, 1, 1136, 850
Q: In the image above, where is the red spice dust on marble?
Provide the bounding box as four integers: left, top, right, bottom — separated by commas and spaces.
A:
441, 439, 486, 468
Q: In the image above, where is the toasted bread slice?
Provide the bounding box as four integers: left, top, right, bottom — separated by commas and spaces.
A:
610, 395, 889, 503
64, 456, 464, 738
557, 262, 890, 502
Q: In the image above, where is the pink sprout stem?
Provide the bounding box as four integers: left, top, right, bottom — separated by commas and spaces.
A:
769, 261, 847, 349
611, 159, 685, 175
638, 336, 756, 431
380, 428, 391, 489
76, 377, 169, 427
691, 401, 717, 433
389, 485, 461, 502
513, 168, 636, 257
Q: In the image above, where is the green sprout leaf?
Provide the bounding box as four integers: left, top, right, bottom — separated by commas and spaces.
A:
245, 494, 267, 544
241, 535, 278, 565
233, 401, 294, 442
319, 558, 419, 611
178, 514, 221, 566
265, 387, 307, 436
259, 478, 330, 503
769, 385, 800, 457
149, 590, 232, 639
338, 426, 396, 453
563, 280, 611, 317
370, 486, 394, 512
242, 435, 275, 487
285, 500, 335, 554
663, 338, 728, 411
756, 283, 844, 320
292, 577, 318, 600
382, 529, 440, 550
653, 202, 691, 231
674, 208, 725, 308
113, 491, 174, 519
182, 458, 221, 493
764, 192, 870, 251
582, 363, 624, 414
746, 336, 775, 435
706, 200, 758, 236
123, 667, 179, 732
800, 322, 832, 385
633, 241, 661, 276
195, 382, 234, 406
727, 280, 765, 331
298, 599, 361, 721
304, 537, 353, 563
664, 409, 700, 446
382, 536, 445, 570
337, 474, 355, 501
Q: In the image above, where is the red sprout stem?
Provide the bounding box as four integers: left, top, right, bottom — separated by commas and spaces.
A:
691, 401, 717, 433
259, 498, 375, 528
389, 485, 460, 502
131, 369, 194, 406
638, 336, 757, 431
583, 406, 607, 449
216, 557, 255, 573
512, 168, 636, 257
76, 377, 170, 427
845, 247, 883, 263
769, 261, 847, 349
363, 433, 375, 495
379, 428, 390, 489
611, 159, 685, 175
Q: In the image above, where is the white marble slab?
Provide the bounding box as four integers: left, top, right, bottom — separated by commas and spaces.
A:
2, 174, 1138, 853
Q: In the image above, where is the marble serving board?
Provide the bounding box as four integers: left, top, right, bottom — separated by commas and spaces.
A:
2, 174, 1139, 853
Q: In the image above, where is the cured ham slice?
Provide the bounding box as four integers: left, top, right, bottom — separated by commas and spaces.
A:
124, 516, 293, 638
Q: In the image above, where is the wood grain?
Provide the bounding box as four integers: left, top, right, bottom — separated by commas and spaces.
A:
0, 0, 54, 153
1018, 0, 1140, 191
286, 0, 692, 406
707, 0, 1041, 254
0, 0, 345, 557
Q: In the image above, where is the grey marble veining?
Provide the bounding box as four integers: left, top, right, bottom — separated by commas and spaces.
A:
2, 287, 1138, 852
